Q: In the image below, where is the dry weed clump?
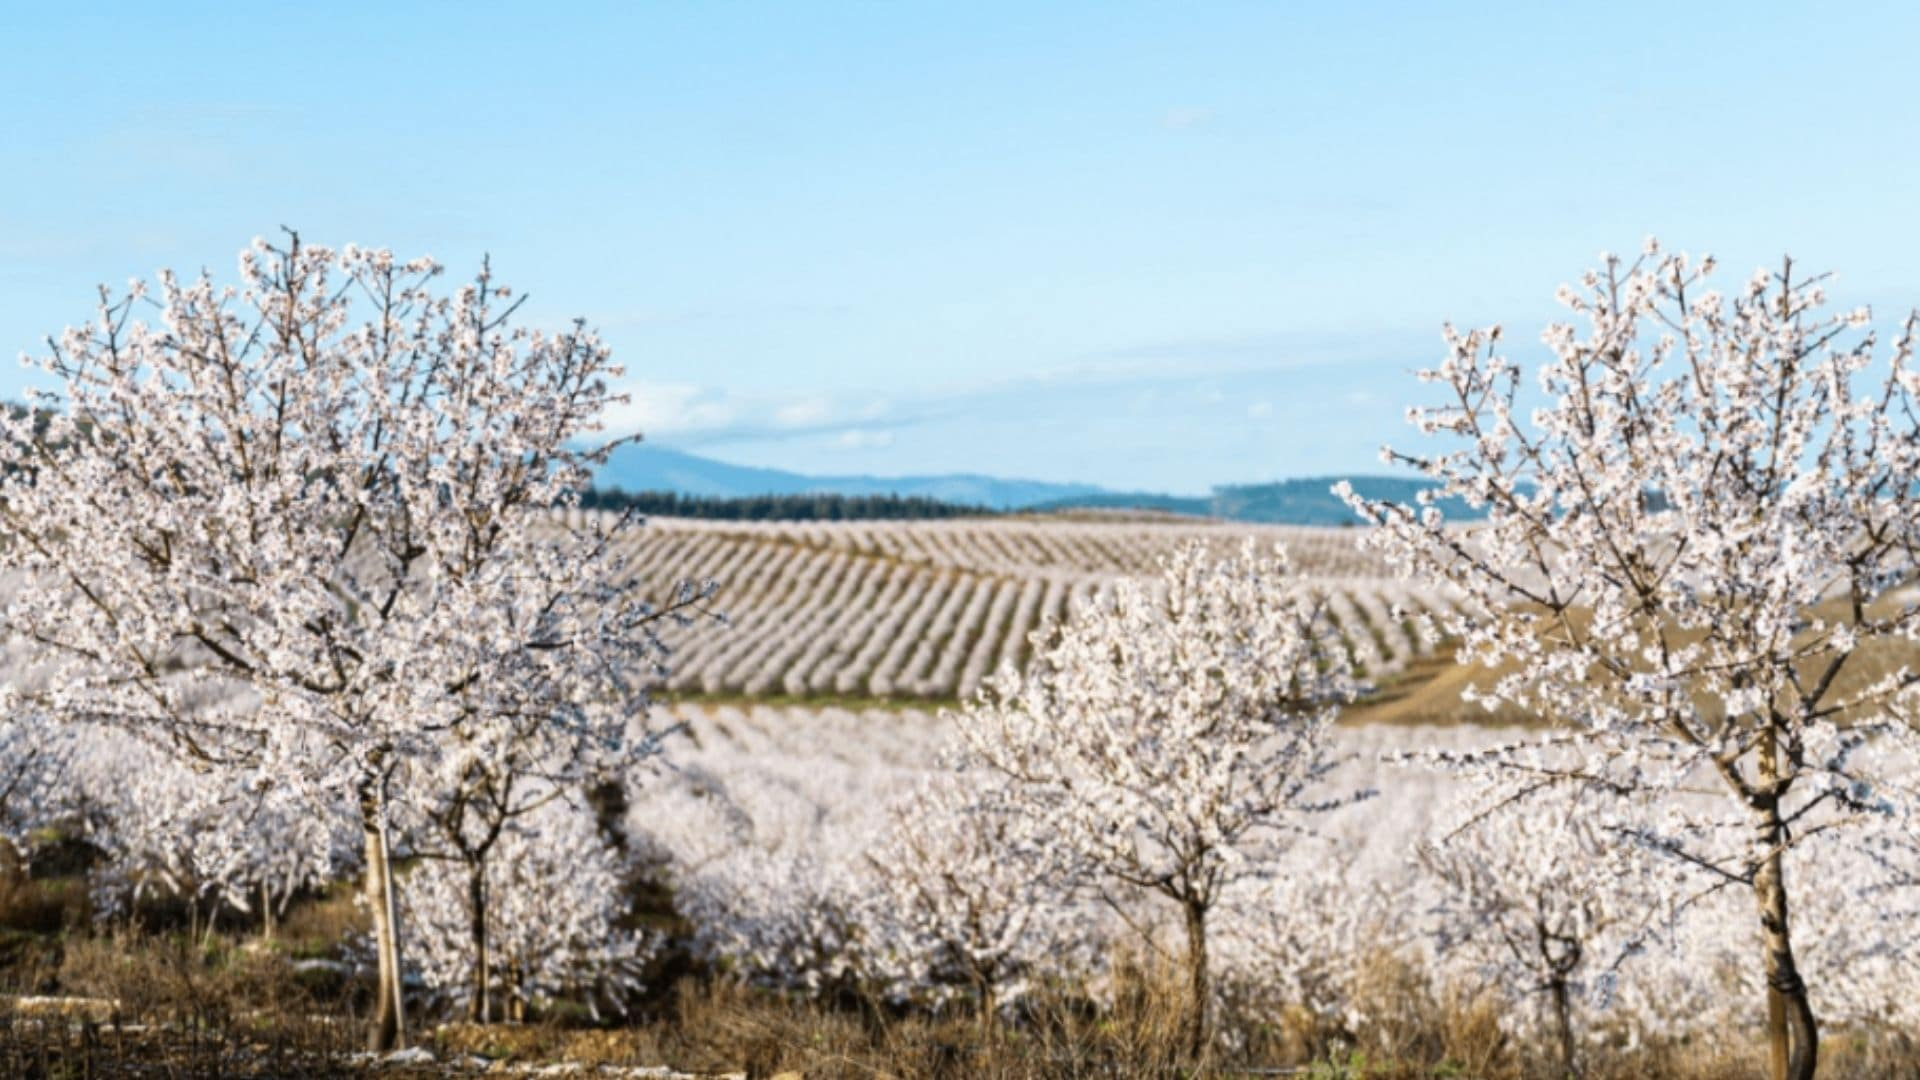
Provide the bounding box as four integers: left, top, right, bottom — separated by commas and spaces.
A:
270, 883, 371, 956
55, 931, 356, 1038
0, 932, 360, 1078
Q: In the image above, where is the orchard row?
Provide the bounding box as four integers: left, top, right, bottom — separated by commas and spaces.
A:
578, 514, 1468, 698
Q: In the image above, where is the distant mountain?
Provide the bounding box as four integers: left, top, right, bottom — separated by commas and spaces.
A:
1215, 476, 1481, 523
1037, 476, 1483, 525
596, 445, 1483, 524
595, 443, 1104, 511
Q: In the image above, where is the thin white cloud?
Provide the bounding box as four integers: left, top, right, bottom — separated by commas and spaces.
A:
603, 380, 899, 446
832, 429, 895, 451
604, 325, 1420, 455
601, 381, 742, 436
1161, 107, 1213, 130
772, 397, 835, 428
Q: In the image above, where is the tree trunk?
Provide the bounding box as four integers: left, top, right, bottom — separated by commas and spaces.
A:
1752, 801, 1817, 1080
467, 860, 491, 1023
261, 881, 275, 943
1549, 976, 1576, 1079
974, 966, 997, 1037
359, 777, 408, 1052
1181, 898, 1210, 1062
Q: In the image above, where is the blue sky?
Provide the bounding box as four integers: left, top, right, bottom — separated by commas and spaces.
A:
6, 3, 1920, 493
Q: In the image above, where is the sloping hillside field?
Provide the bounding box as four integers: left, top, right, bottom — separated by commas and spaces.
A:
608, 514, 1471, 701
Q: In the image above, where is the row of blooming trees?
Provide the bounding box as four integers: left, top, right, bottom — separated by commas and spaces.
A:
921, 240, 1920, 1078
1, 233, 1915, 1077
626, 695, 1918, 1074
0, 714, 657, 1025
0, 235, 712, 1050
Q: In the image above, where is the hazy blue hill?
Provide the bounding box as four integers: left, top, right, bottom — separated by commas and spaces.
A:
1026, 491, 1214, 516
596, 443, 1104, 511
596, 445, 1483, 523
1037, 476, 1484, 524
1209, 476, 1481, 524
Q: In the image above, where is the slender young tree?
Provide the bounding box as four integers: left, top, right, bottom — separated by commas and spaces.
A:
400, 794, 655, 1023
951, 538, 1362, 1059
398, 671, 684, 1024
0, 234, 709, 1051
1342, 239, 1920, 1080
1417, 790, 1662, 1079
865, 776, 1076, 1023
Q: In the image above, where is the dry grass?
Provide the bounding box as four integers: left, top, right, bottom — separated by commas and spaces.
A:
1346, 647, 1543, 729
273, 882, 370, 958
1, 938, 1917, 1077
54, 931, 363, 1036
590, 963, 1920, 1079
422, 946, 1920, 1079
1347, 593, 1920, 732
0, 880, 1913, 1077
0, 929, 367, 1078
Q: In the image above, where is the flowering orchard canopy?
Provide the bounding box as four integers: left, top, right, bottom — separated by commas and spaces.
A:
1340, 240, 1920, 808
1341, 239, 1920, 1080
0, 233, 711, 782
0, 233, 715, 1050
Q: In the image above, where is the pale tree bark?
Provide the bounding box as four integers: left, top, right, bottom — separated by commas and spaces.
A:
1181, 897, 1210, 1062
359, 774, 407, 1053
467, 862, 491, 1023
1753, 798, 1818, 1080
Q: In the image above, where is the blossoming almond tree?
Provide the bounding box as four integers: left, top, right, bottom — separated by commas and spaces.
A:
635, 764, 882, 997
1341, 240, 1920, 1080
0, 713, 73, 862
1211, 851, 1392, 1039
1417, 790, 1664, 1079
864, 775, 1085, 1022
75, 725, 359, 935
400, 793, 655, 1023
0, 234, 709, 1051
395, 533, 706, 1024
951, 538, 1362, 1058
